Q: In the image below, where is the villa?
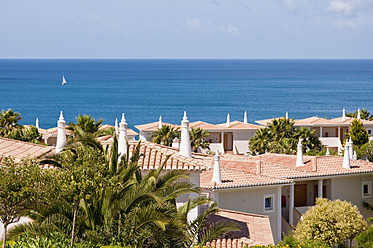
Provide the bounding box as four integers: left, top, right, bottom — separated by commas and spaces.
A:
3, 110, 373, 245
135, 111, 261, 155
201, 140, 373, 242
257, 109, 373, 153
33, 117, 138, 146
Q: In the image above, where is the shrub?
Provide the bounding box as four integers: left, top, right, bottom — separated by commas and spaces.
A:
294, 198, 367, 246
356, 225, 373, 248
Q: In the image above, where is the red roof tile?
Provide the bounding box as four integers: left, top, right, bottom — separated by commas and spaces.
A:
206, 209, 274, 247
0, 137, 55, 161
135, 121, 179, 132
127, 140, 211, 170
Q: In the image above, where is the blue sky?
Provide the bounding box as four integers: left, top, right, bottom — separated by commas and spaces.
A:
0, 0, 372, 59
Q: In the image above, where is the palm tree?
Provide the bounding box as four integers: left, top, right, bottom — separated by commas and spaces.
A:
249, 118, 322, 155
249, 128, 271, 155
189, 127, 210, 152
0, 109, 22, 135
67, 114, 103, 135
346, 108, 373, 120
151, 125, 180, 146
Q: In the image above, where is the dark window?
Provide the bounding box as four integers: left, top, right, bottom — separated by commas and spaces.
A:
265, 197, 273, 210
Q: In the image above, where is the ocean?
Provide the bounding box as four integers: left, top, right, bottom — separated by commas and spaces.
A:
0, 59, 373, 130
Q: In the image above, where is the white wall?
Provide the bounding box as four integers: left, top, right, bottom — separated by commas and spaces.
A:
211, 186, 281, 242
331, 175, 373, 220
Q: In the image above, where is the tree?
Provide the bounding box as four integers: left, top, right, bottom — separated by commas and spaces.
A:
57, 146, 108, 247
294, 198, 367, 246
5, 125, 43, 144
0, 157, 55, 248
189, 127, 210, 152
0, 109, 22, 136
151, 125, 180, 146
67, 114, 103, 135
348, 119, 369, 148
249, 118, 323, 155
356, 141, 373, 161
346, 108, 373, 120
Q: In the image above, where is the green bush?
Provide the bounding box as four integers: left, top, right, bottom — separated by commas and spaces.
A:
6, 232, 96, 248
356, 225, 373, 248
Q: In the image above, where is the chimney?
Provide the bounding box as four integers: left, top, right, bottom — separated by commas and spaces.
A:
226, 113, 230, 127
212, 150, 222, 184
348, 137, 353, 159
56, 111, 66, 154
357, 108, 361, 120
179, 111, 192, 158
286, 112, 289, 120
296, 139, 304, 167
342, 142, 351, 169
353, 151, 357, 160
115, 118, 119, 136
118, 113, 128, 159
158, 115, 162, 129
244, 111, 248, 124
326, 148, 330, 156
342, 108, 346, 122
35, 118, 39, 129
172, 137, 180, 148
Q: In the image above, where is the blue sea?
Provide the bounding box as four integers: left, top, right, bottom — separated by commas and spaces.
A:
0, 59, 373, 130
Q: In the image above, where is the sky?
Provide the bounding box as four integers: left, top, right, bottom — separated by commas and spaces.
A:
0, 0, 372, 59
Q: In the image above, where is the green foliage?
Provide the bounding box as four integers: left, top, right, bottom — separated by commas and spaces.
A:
249, 118, 323, 155
6, 232, 95, 248
6, 128, 235, 248
0, 157, 58, 247
189, 127, 210, 152
5, 126, 43, 144
347, 119, 369, 148
356, 225, 373, 248
294, 198, 367, 246
67, 114, 103, 135
151, 125, 180, 146
357, 140, 373, 162
346, 108, 373, 121
0, 109, 22, 135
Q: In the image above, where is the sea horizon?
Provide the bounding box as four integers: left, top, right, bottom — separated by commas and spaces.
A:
1, 59, 373, 130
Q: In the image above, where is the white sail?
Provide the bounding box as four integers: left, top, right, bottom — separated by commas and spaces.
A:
62, 75, 67, 85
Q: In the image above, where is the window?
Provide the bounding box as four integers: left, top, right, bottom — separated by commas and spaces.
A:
264, 194, 275, 212
362, 182, 372, 198
368, 130, 372, 135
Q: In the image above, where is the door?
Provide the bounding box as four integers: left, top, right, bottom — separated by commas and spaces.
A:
294, 184, 307, 207
224, 133, 229, 151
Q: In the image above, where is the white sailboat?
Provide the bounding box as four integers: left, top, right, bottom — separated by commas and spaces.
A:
62, 75, 67, 85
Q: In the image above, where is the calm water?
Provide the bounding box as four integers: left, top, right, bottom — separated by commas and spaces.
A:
0, 59, 373, 130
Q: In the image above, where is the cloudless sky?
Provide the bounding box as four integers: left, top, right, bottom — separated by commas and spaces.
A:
0, 0, 372, 59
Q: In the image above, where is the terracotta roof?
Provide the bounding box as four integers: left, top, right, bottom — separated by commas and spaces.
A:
190, 121, 220, 130
216, 121, 262, 130
99, 125, 138, 136
207, 209, 274, 247
330, 117, 373, 125
247, 153, 373, 179
293, 116, 333, 126
201, 153, 373, 190
135, 122, 179, 132
127, 140, 211, 170
255, 117, 282, 126
200, 166, 291, 189
41, 126, 73, 137
0, 137, 55, 161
